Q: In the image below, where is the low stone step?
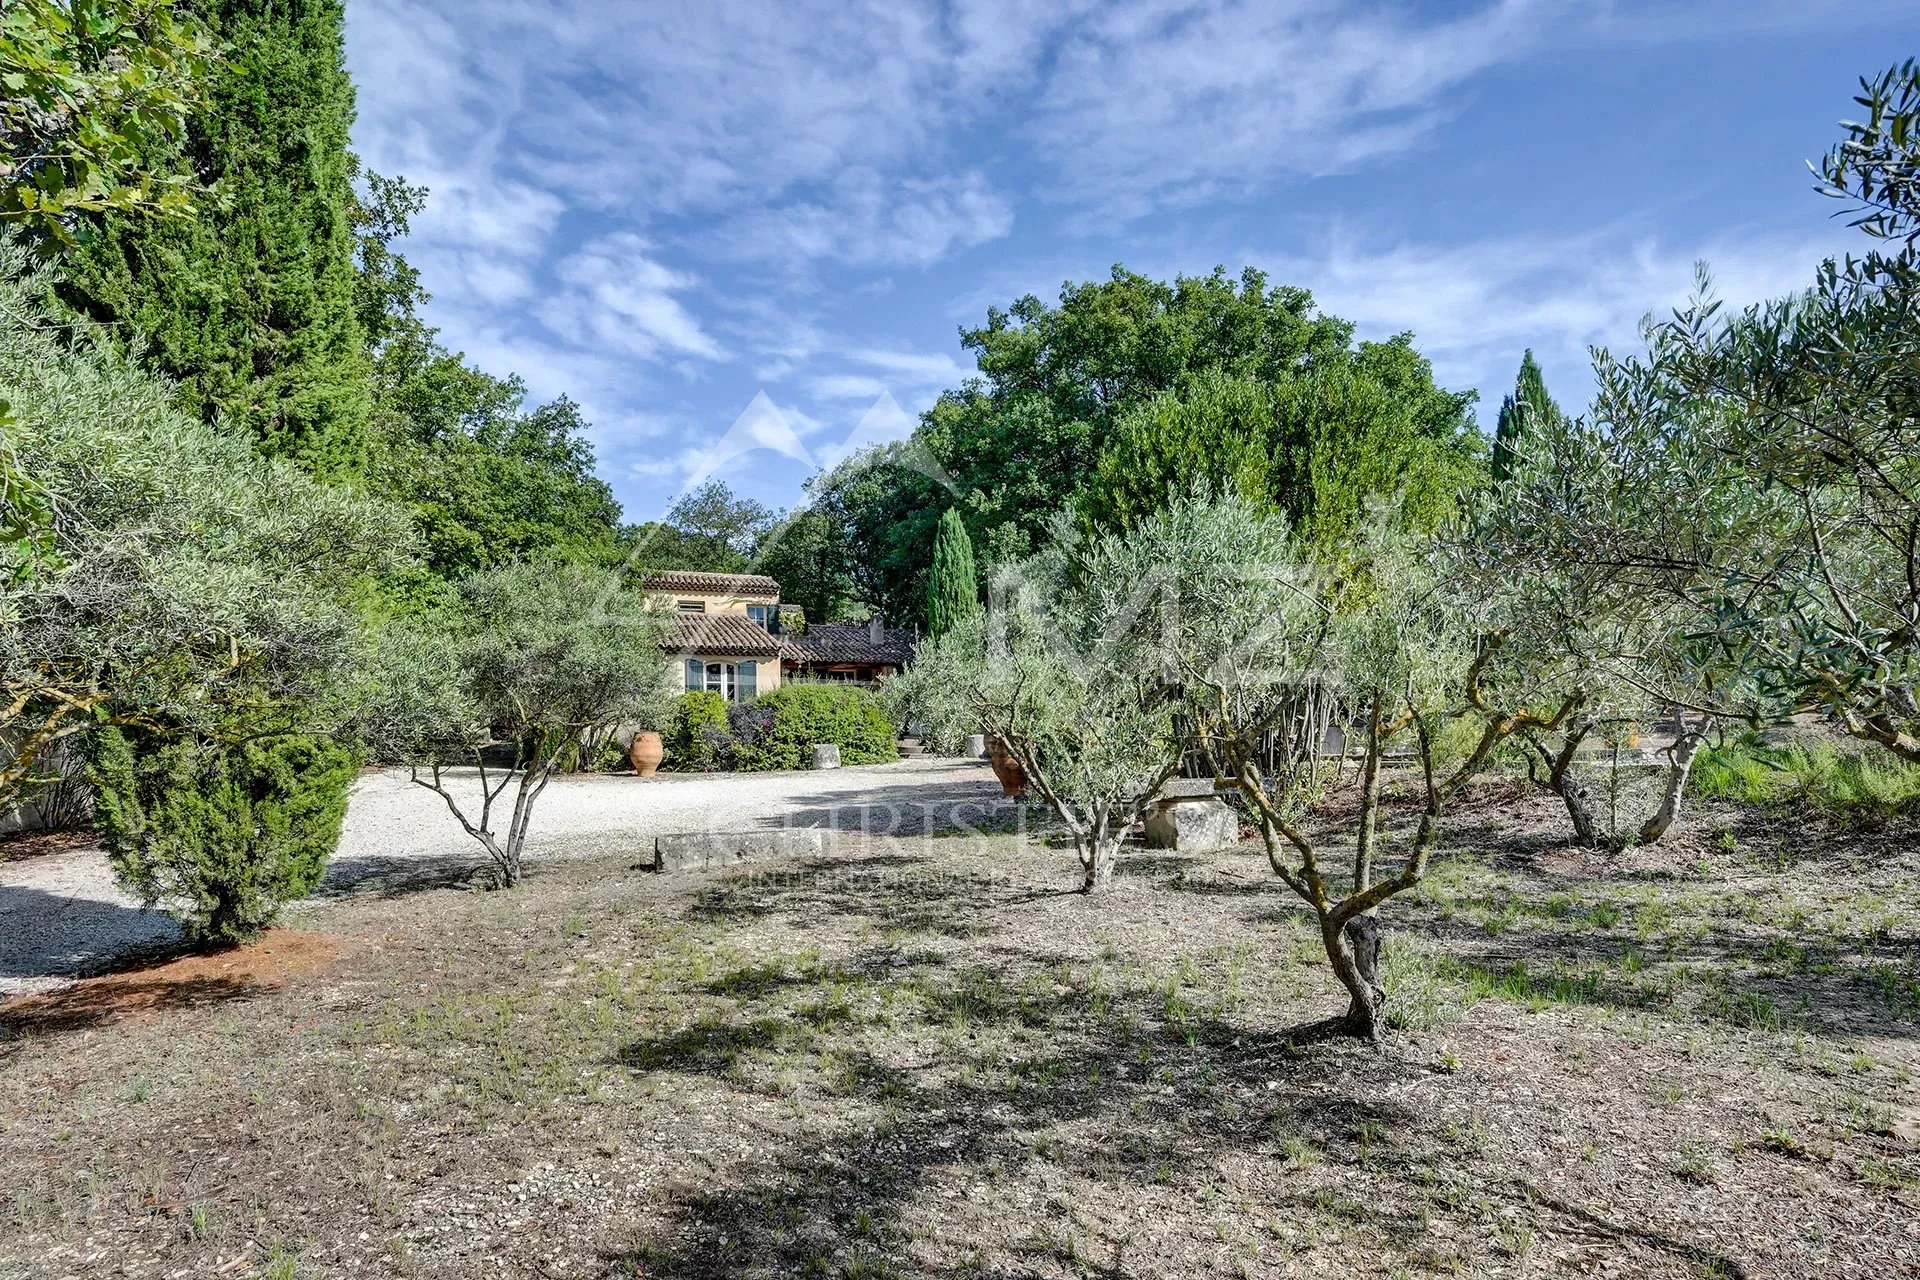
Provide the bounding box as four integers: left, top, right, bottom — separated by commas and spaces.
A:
652, 828, 826, 873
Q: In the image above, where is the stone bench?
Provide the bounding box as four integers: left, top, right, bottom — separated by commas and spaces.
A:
1143, 779, 1241, 853
651, 828, 827, 873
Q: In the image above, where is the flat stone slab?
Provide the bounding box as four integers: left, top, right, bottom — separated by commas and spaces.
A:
1159, 778, 1233, 800
652, 828, 827, 873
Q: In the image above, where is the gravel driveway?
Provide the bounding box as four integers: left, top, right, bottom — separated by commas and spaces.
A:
0, 757, 1002, 997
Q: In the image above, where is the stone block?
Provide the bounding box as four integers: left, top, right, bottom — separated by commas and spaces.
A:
1143, 797, 1239, 853
811, 743, 842, 769
965, 734, 987, 759
652, 828, 827, 873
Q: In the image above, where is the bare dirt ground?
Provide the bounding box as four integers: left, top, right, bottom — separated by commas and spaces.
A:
0, 774, 1916, 1279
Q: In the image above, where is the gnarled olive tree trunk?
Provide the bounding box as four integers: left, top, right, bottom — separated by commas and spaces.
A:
1638, 714, 1712, 844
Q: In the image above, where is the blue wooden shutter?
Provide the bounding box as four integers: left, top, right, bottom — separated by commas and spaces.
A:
685, 658, 702, 691
739, 660, 757, 699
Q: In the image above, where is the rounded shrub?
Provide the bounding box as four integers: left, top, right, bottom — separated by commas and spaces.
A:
666, 690, 729, 771
91, 729, 358, 944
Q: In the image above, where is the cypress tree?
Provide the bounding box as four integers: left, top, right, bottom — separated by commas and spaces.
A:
60, 0, 371, 481
926, 507, 981, 637
1492, 349, 1563, 482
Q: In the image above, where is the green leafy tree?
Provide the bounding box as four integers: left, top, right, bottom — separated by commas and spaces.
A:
820, 266, 1476, 620
368, 339, 621, 584
925, 507, 981, 637
1081, 346, 1479, 554
619, 480, 775, 577
751, 505, 852, 622
1491, 349, 1563, 482
59, 0, 371, 480
91, 729, 357, 944
0, 0, 212, 245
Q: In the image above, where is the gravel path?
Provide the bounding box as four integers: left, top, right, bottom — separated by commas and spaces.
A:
0, 758, 1002, 997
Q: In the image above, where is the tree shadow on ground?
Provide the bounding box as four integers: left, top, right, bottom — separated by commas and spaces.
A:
313, 851, 491, 901
0, 883, 180, 984
765, 777, 1018, 839
600, 966, 1754, 1280
680, 850, 1084, 938
0, 973, 270, 1048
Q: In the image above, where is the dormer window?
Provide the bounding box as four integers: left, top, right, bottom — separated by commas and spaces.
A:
677, 599, 706, 613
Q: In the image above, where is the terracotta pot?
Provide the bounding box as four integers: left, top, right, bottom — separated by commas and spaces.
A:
629, 731, 665, 778
985, 735, 1027, 799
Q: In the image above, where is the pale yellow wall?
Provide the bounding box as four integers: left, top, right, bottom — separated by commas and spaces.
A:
646, 590, 776, 619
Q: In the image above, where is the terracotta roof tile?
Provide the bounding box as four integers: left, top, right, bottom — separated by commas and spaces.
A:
660, 613, 782, 657
779, 622, 917, 668
640, 570, 780, 598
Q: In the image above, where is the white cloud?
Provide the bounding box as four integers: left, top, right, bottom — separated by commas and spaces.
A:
1255, 223, 1852, 416
716, 169, 1014, 268
538, 234, 726, 363
1030, 0, 1574, 215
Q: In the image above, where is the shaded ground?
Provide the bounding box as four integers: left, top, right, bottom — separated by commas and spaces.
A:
0, 758, 1003, 996
0, 779, 1916, 1279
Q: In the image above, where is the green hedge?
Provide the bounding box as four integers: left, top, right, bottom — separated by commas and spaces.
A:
663, 684, 897, 772
666, 690, 730, 770
91, 729, 358, 944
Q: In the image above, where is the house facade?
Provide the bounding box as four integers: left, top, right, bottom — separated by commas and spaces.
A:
642, 570, 917, 701
644, 571, 784, 701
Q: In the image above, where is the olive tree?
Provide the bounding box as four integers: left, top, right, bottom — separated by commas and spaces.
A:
1156, 509, 1600, 1041
1486, 65, 1920, 769
0, 243, 411, 808
1453, 495, 1726, 851
900, 494, 1317, 892
360, 562, 669, 887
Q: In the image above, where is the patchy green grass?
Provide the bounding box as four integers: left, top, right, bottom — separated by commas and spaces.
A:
1693, 737, 1920, 825
2, 783, 1918, 1279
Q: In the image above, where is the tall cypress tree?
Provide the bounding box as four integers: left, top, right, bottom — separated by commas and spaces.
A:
1491, 349, 1563, 482
926, 507, 981, 637
60, 0, 370, 481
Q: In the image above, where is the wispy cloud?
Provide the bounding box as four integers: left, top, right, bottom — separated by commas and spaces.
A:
1256, 223, 1853, 416
1030, 0, 1578, 215
538, 234, 726, 363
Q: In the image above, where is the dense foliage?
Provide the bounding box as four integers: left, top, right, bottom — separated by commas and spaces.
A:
1079, 341, 1480, 552
1490, 349, 1563, 482
91, 728, 357, 943
619, 480, 775, 577
925, 507, 980, 638
0, 244, 410, 809
665, 690, 731, 771
59, 0, 369, 481
664, 684, 896, 772
0, 0, 211, 244
814, 267, 1479, 621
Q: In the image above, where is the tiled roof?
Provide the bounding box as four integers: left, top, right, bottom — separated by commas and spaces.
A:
640, 570, 780, 598
780, 622, 918, 668
660, 613, 782, 657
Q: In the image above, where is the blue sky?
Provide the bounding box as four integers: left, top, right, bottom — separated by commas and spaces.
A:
344, 0, 1919, 525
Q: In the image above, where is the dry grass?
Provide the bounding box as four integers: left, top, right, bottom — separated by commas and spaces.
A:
0, 783, 1916, 1279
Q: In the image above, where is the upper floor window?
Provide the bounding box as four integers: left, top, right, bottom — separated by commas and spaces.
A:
677, 599, 706, 613
747, 604, 770, 628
